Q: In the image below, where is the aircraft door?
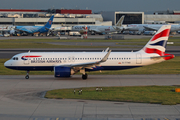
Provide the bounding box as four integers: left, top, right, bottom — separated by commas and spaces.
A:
72, 56, 75, 62
68, 56, 75, 63
136, 53, 142, 64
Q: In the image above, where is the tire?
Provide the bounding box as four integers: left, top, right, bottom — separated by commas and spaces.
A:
82, 73, 88, 80
25, 75, 29, 79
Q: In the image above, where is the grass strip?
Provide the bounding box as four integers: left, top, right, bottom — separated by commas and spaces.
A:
45, 86, 180, 105
0, 37, 179, 48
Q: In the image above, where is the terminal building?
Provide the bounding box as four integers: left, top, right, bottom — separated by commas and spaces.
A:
0, 9, 180, 28
0, 9, 111, 27
101, 10, 180, 25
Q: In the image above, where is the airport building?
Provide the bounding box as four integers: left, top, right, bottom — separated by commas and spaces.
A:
101, 11, 144, 25
1, 9, 180, 28
101, 10, 180, 25
0, 9, 112, 27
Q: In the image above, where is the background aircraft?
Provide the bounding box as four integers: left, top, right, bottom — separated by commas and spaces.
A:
72, 16, 125, 34
124, 24, 180, 33
15, 15, 54, 36
4, 25, 174, 80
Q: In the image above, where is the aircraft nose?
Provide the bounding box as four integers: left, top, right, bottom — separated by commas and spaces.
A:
4, 60, 11, 67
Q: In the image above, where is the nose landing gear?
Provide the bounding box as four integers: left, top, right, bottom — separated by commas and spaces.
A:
25, 71, 29, 79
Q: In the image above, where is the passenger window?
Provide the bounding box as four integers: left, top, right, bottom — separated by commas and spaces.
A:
15, 57, 18, 60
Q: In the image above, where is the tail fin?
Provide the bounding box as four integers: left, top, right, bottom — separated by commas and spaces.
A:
141, 25, 174, 60
115, 15, 125, 27
44, 15, 54, 28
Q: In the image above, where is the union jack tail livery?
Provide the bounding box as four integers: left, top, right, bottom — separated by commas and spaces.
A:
141, 25, 174, 60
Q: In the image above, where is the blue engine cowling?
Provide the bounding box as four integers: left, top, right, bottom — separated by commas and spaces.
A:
54, 66, 71, 77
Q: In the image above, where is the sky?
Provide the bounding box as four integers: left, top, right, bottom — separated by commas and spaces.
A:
0, 0, 180, 13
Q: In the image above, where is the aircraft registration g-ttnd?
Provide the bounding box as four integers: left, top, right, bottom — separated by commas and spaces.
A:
4, 25, 174, 80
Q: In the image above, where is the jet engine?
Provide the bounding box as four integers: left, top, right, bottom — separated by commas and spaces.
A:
54, 66, 75, 77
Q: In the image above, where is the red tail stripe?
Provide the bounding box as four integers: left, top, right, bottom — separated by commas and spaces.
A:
22, 56, 41, 58
151, 29, 170, 42
144, 48, 163, 56
163, 53, 175, 60
144, 48, 174, 60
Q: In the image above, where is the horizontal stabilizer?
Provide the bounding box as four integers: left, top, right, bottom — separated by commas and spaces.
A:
150, 54, 174, 60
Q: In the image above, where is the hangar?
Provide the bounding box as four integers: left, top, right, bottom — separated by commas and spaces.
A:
101, 11, 144, 25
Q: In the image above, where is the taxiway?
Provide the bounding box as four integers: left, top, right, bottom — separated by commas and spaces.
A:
0, 75, 180, 120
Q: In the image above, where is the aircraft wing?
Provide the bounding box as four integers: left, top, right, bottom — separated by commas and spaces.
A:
54, 50, 111, 68
89, 29, 101, 33
143, 26, 158, 31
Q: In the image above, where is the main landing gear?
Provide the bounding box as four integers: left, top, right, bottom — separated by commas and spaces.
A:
80, 68, 88, 80
82, 73, 88, 80
25, 71, 29, 79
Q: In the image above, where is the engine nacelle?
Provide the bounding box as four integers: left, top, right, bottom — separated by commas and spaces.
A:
54, 66, 73, 77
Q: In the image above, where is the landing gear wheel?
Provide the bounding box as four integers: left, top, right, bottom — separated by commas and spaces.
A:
25, 70, 30, 79
82, 73, 88, 80
25, 75, 29, 79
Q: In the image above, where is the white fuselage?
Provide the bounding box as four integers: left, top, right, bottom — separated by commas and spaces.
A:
72, 25, 117, 33
126, 24, 180, 32
4, 51, 163, 71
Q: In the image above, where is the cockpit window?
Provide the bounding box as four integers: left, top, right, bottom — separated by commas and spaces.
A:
12, 57, 18, 60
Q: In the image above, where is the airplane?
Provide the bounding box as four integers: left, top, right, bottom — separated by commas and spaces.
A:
72, 15, 125, 34
15, 15, 54, 36
4, 25, 174, 80
125, 24, 180, 33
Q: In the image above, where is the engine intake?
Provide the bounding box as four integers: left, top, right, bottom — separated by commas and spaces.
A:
54, 66, 71, 77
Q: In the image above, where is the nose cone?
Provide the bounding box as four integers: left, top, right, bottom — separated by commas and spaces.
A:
4, 60, 11, 68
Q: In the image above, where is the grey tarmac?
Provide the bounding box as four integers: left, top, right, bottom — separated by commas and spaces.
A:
0, 74, 180, 120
